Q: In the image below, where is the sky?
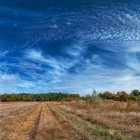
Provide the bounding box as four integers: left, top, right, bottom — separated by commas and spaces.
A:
0, 0, 140, 94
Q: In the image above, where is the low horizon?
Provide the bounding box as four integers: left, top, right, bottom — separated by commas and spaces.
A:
0, 89, 139, 96
0, 0, 140, 94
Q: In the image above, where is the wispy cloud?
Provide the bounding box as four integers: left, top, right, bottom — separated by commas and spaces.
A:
1, 41, 140, 94
1, 1, 140, 94
0, 51, 8, 57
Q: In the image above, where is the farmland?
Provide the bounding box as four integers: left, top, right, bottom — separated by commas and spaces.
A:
0, 101, 140, 140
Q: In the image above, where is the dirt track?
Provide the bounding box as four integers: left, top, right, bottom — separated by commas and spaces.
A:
0, 102, 137, 140
0, 102, 94, 140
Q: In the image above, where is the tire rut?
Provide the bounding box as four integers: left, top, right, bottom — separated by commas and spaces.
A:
34, 104, 69, 140
48, 104, 92, 140
30, 104, 43, 140
0, 104, 40, 140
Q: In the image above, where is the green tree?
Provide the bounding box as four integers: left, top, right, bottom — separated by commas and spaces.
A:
131, 90, 140, 96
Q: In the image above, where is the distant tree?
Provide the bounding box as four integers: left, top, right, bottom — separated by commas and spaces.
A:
1, 93, 81, 102
131, 90, 140, 96
116, 92, 121, 97
120, 93, 128, 101
89, 90, 102, 104
100, 91, 113, 99
116, 92, 128, 101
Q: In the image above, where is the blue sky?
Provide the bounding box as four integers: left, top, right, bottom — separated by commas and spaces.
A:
0, 0, 140, 94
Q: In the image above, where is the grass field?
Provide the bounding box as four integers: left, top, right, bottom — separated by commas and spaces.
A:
0, 101, 140, 140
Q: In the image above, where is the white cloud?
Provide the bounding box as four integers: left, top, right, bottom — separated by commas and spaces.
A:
65, 41, 87, 57
25, 49, 61, 70
0, 73, 17, 81
1, 43, 140, 94
0, 51, 8, 57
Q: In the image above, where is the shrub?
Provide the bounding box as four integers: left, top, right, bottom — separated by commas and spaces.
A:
119, 93, 128, 101
128, 95, 137, 101
113, 96, 120, 101
99, 91, 114, 100
89, 90, 102, 105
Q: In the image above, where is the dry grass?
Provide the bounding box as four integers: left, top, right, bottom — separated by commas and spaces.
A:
58, 100, 140, 138
0, 102, 40, 140
0, 101, 139, 140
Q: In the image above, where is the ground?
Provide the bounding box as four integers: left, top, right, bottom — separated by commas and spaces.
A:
0, 101, 140, 140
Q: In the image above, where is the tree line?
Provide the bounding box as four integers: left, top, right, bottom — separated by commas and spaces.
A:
0, 92, 80, 102
1, 89, 140, 102
99, 90, 140, 101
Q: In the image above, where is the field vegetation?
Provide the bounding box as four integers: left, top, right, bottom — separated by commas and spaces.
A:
0, 90, 140, 140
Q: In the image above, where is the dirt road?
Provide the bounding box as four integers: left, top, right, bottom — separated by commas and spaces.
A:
0, 102, 92, 140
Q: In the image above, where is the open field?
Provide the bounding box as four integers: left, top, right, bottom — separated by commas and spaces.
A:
0, 101, 140, 140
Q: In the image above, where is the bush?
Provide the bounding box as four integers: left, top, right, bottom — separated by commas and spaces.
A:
89, 90, 102, 105
119, 93, 128, 101
99, 91, 114, 99
113, 96, 121, 101
128, 95, 137, 101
